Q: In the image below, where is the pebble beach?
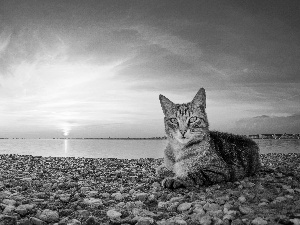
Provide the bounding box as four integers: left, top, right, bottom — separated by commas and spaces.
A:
0, 153, 300, 225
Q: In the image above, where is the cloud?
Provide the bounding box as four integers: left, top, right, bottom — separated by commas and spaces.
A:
234, 114, 300, 134
0, 30, 11, 55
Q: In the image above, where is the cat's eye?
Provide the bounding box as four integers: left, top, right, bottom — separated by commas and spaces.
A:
169, 118, 178, 124
189, 116, 198, 123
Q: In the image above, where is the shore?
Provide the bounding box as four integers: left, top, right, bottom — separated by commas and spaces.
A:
0, 153, 300, 225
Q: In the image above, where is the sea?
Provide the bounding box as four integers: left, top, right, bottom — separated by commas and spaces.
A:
0, 139, 299, 159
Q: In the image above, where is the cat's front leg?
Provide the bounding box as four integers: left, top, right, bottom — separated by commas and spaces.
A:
161, 162, 199, 189
162, 172, 208, 189
162, 176, 191, 189
156, 165, 175, 178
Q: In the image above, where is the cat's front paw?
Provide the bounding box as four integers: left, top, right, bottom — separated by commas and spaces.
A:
162, 177, 186, 189
156, 165, 175, 178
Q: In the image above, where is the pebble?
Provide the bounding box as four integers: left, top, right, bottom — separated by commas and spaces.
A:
136, 193, 148, 202
112, 192, 123, 201
15, 205, 29, 216
83, 198, 103, 207
157, 201, 168, 209
203, 202, 220, 211
198, 215, 212, 225
30, 217, 46, 225
193, 207, 205, 215
77, 209, 90, 218
290, 218, 300, 225
0, 215, 17, 225
0, 153, 300, 225
239, 206, 254, 215
251, 217, 268, 225
39, 209, 59, 222
66, 218, 81, 225
85, 216, 98, 225
107, 209, 122, 220
2, 199, 16, 206
59, 193, 71, 202
258, 202, 268, 206
238, 196, 246, 203
275, 196, 287, 202
136, 217, 154, 225
177, 202, 192, 211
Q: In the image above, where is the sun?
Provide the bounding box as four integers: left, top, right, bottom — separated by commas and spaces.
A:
63, 128, 70, 137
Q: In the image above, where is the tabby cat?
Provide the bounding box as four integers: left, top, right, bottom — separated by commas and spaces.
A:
157, 88, 261, 189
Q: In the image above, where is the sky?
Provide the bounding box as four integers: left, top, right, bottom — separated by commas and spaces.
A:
0, 0, 299, 138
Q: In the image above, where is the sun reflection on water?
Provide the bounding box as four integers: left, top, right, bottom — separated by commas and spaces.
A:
64, 139, 68, 154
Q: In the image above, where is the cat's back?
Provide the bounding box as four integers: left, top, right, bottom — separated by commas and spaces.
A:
209, 131, 260, 175
209, 131, 258, 150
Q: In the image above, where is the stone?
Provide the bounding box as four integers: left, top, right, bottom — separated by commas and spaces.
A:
29, 217, 46, 225
18, 218, 31, 225
223, 214, 235, 221
136, 193, 148, 202
275, 196, 286, 202
177, 202, 192, 212
212, 217, 223, 225
258, 202, 268, 207
60, 209, 73, 217
174, 219, 187, 225
193, 206, 205, 216
39, 209, 59, 222
136, 217, 154, 225
199, 215, 212, 225
167, 202, 180, 212
83, 198, 103, 207
290, 218, 300, 225
86, 191, 98, 197
157, 201, 168, 209
77, 209, 90, 218
15, 205, 28, 216
2, 199, 16, 206
207, 209, 223, 218
3, 205, 15, 214
107, 209, 122, 220
112, 192, 123, 201
169, 197, 184, 202
203, 203, 220, 211
152, 182, 161, 188
239, 206, 254, 215
66, 219, 81, 225
0, 215, 17, 225
86, 216, 99, 225
59, 194, 71, 202
251, 217, 268, 225
102, 192, 110, 198
231, 219, 243, 225
238, 196, 246, 203
285, 195, 294, 199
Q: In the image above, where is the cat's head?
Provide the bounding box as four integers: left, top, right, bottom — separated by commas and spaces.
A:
159, 88, 209, 144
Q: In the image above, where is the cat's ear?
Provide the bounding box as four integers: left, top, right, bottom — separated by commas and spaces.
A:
159, 94, 175, 115
192, 88, 206, 108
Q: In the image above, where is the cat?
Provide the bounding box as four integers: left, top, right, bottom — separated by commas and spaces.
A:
157, 88, 261, 189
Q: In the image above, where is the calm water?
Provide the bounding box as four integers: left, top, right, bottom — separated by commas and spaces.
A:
0, 139, 299, 159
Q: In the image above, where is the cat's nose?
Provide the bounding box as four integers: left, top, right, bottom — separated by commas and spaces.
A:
180, 130, 187, 137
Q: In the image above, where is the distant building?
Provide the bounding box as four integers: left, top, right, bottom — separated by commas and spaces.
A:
279, 133, 294, 139
260, 134, 274, 139
249, 134, 259, 139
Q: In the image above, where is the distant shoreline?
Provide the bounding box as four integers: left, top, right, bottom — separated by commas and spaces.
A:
1, 134, 300, 140
0, 137, 167, 140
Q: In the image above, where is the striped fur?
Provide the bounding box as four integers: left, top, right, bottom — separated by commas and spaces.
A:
157, 88, 261, 189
